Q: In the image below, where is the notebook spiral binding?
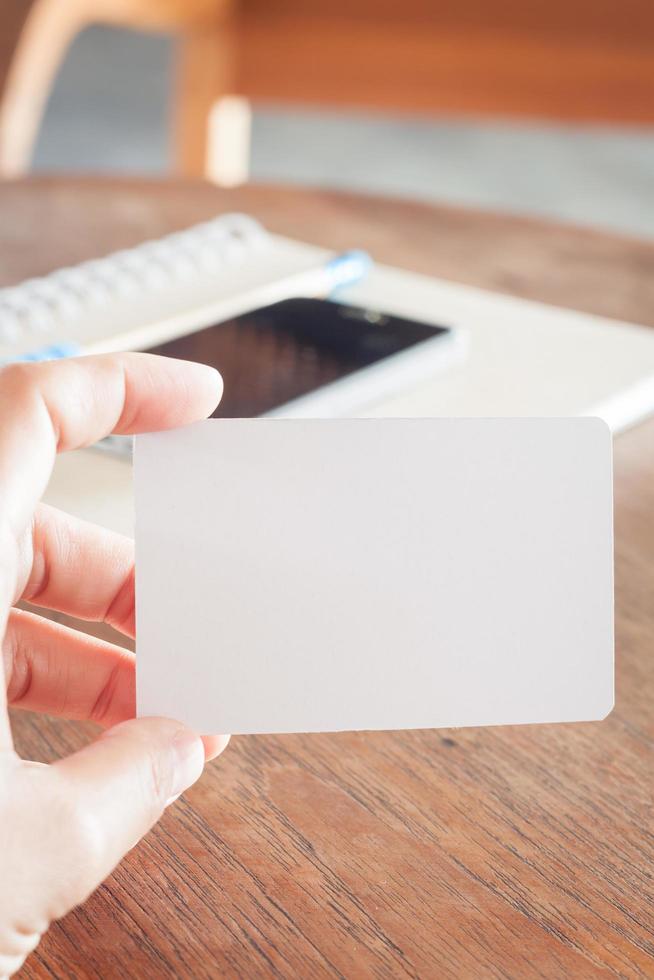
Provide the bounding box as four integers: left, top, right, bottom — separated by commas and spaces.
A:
0, 213, 268, 345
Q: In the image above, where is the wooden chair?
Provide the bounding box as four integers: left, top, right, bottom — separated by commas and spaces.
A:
1, 0, 653, 184
0, 0, 235, 178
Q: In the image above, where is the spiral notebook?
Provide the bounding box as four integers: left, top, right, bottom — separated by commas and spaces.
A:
0, 214, 336, 360
3, 212, 654, 437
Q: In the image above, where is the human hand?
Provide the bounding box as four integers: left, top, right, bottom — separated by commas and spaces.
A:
0, 353, 228, 976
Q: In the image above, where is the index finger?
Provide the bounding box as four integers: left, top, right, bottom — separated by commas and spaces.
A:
0, 352, 221, 603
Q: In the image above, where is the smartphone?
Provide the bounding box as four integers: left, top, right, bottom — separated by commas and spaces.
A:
141, 296, 459, 419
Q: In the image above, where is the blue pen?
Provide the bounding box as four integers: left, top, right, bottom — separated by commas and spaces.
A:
324, 250, 373, 294
289, 249, 373, 300
1, 340, 82, 367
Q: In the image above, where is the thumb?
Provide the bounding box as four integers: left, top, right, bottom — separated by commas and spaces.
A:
52, 717, 208, 897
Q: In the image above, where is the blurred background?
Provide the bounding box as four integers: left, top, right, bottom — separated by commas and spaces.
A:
1, 0, 653, 238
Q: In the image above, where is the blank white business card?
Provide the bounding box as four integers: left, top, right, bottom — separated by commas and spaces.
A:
135, 418, 613, 734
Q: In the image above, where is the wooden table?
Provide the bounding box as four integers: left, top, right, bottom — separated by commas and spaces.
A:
5, 178, 654, 979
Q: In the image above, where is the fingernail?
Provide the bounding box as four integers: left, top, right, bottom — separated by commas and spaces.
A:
202, 733, 231, 761
185, 362, 223, 402
171, 730, 205, 798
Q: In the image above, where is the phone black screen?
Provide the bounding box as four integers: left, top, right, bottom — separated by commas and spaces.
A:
144, 297, 448, 417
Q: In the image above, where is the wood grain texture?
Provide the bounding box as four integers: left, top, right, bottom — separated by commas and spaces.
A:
2, 178, 653, 979
234, 0, 654, 124
176, 0, 654, 176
